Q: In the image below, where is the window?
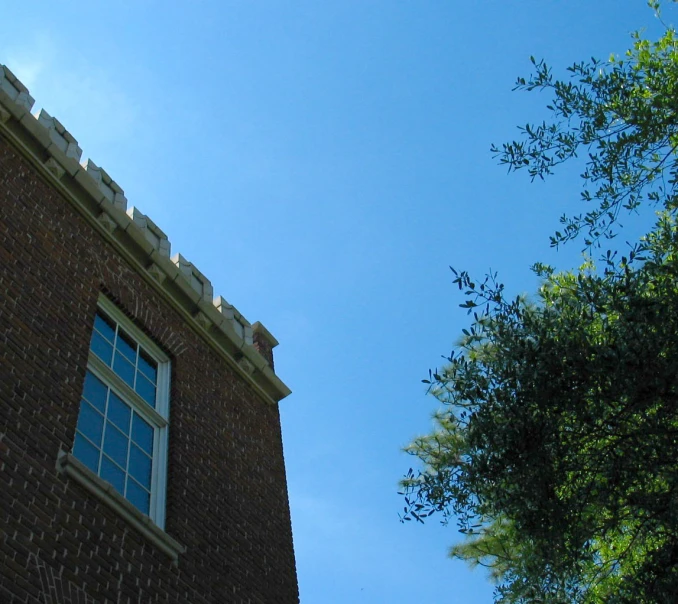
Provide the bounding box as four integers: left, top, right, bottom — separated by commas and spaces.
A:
72, 298, 170, 528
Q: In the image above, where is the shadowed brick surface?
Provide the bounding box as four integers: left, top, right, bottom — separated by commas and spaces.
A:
0, 133, 298, 603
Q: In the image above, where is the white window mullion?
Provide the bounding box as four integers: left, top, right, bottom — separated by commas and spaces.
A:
72, 298, 170, 527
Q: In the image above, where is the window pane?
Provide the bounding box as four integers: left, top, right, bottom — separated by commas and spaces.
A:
73, 434, 100, 473
138, 350, 157, 384
112, 353, 135, 387
135, 375, 156, 408
103, 422, 129, 468
76, 401, 104, 446
132, 414, 154, 455
116, 329, 137, 364
90, 332, 113, 365
82, 371, 107, 412
108, 392, 131, 434
78, 305, 169, 522
94, 312, 115, 343
101, 456, 125, 495
129, 444, 152, 488
126, 479, 150, 515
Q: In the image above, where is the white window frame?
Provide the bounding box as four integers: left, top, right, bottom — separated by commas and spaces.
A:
75, 296, 171, 529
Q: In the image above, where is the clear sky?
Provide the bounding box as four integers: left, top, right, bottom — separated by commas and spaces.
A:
1, 2, 671, 602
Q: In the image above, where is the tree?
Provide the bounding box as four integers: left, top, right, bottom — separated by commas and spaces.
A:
402, 4, 678, 602
496, 2, 678, 249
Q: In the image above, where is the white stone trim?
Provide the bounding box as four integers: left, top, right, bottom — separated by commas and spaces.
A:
147, 263, 167, 284
84, 159, 127, 210
36, 109, 82, 161
97, 212, 117, 234
44, 157, 65, 180
56, 451, 185, 563
127, 207, 171, 257
0, 65, 35, 111
0, 62, 291, 404
238, 357, 255, 375
214, 296, 253, 345
252, 321, 279, 349
194, 311, 212, 330
172, 253, 214, 302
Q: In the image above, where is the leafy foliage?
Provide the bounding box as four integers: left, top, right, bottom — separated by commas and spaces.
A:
491, 12, 678, 248
402, 5, 678, 602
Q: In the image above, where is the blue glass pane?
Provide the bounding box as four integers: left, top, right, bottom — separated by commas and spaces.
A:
132, 415, 154, 455
90, 333, 113, 365
82, 371, 107, 412
138, 350, 157, 383
73, 434, 100, 473
126, 479, 150, 515
135, 375, 156, 408
94, 312, 115, 343
112, 353, 135, 387
116, 329, 137, 364
103, 422, 129, 468
129, 444, 152, 488
108, 392, 131, 434
101, 456, 125, 495
76, 401, 104, 446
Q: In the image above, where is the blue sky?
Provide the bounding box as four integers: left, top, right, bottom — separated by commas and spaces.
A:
1, 2, 671, 602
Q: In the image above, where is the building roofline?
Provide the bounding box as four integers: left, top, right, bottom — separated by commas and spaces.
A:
0, 64, 291, 404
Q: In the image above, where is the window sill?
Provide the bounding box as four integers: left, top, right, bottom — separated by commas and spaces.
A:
56, 450, 185, 563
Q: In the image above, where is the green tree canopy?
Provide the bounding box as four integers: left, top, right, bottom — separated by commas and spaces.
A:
494, 4, 678, 249
402, 4, 678, 602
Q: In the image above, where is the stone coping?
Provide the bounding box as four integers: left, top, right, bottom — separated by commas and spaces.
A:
0, 64, 290, 404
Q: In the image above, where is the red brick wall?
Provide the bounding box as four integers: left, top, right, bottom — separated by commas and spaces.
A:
252, 333, 275, 369
0, 133, 298, 603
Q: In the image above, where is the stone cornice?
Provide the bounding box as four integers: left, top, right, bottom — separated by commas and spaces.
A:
0, 64, 290, 404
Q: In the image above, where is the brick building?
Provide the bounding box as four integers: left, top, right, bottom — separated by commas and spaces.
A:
0, 65, 298, 603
